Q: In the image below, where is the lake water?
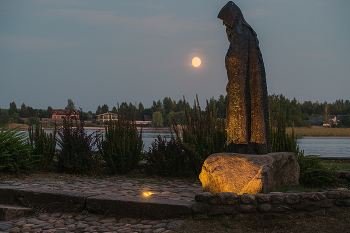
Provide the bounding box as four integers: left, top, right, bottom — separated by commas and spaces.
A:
297, 137, 350, 158
40, 129, 350, 158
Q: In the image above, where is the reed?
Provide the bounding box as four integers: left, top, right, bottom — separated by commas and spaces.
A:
98, 114, 143, 174
28, 119, 57, 170
286, 127, 350, 138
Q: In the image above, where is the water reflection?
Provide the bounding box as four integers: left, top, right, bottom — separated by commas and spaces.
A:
297, 137, 350, 158
35, 130, 350, 158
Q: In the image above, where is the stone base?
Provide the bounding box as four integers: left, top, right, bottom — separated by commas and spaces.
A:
199, 152, 300, 195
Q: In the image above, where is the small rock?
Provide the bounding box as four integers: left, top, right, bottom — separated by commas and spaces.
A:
153, 223, 167, 228
285, 194, 299, 204
255, 193, 270, 203
191, 202, 211, 213
167, 220, 185, 229
142, 229, 152, 233
195, 192, 214, 203
325, 191, 341, 199
119, 218, 137, 224
153, 228, 166, 233
208, 205, 235, 216
239, 204, 256, 213
257, 203, 272, 213
0, 224, 13, 231
335, 199, 350, 207
99, 218, 116, 223
64, 219, 75, 225
240, 194, 255, 204
295, 201, 319, 211
320, 199, 333, 208
271, 195, 284, 204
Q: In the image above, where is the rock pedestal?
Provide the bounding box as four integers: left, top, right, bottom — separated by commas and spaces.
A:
199, 152, 300, 195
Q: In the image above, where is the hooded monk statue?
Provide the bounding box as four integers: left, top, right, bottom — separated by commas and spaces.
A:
218, 1, 271, 154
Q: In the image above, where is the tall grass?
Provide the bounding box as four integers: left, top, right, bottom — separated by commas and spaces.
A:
147, 96, 226, 176
270, 110, 338, 188
286, 127, 350, 138
98, 114, 143, 174
28, 119, 57, 170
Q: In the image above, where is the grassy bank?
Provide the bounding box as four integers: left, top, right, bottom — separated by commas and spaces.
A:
286, 127, 350, 138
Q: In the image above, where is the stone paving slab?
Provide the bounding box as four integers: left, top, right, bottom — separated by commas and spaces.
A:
0, 175, 203, 220
0, 204, 33, 221
0, 176, 203, 202
86, 194, 193, 219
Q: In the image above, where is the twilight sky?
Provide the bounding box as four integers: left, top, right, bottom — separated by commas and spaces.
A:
1, 0, 349, 112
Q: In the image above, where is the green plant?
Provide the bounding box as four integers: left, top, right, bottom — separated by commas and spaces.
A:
146, 135, 187, 176
270, 108, 338, 188
28, 119, 57, 170
270, 110, 299, 154
0, 124, 37, 171
150, 96, 226, 176
56, 109, 100, 174
98, 114, 143, 174
298, 154, 338, 188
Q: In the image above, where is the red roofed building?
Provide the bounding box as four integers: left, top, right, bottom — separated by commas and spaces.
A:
52, 109, 79, 120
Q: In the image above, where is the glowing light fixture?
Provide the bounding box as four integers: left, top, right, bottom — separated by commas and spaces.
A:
192, 57, 201, 67
143, 192, 154, 197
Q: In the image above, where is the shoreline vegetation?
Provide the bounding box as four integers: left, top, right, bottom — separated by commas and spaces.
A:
286, 127, 350, 138
6, 123, 350, 137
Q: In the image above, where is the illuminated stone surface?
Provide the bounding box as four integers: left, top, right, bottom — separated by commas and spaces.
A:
199, 152, 300, 195
218, 1, 270, 154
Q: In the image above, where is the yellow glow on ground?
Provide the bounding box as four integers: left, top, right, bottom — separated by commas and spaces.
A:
192, 57, 201, 67
143, 192, 154, 197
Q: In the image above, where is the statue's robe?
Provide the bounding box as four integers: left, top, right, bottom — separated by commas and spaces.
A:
219, 1, 270, 154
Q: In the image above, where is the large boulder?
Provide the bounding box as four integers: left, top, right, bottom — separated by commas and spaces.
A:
199, 152, 300, 195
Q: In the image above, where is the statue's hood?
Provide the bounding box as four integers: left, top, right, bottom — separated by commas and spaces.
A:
218, 1, 252, 35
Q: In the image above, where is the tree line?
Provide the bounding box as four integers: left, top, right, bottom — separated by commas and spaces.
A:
1, 95, 350, 127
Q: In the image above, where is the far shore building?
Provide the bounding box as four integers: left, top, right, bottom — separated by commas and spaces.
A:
52, 109, 79, 120
96, 112, 118, 122
96, 113, 151, 127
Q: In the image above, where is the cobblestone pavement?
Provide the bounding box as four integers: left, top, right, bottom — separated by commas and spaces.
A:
0, 212, 185, 233
0, 175, 202, 232
0, 175, 203, 202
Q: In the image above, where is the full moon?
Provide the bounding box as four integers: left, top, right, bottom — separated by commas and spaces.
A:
192, 57, 201, 67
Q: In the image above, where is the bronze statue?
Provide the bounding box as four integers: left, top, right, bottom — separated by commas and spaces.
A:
218, 1, 270, 154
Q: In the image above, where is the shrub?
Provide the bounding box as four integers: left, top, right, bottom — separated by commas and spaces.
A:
298, 154, 338, 188
28, 119, 57, 170
270, 109, 338, 188
98, 114, 143, 174
56, 110, 100, 174
148, 96, 226, 176
175, 97, 226, 175
0, 124, 37, 172
146, 135, 187, 176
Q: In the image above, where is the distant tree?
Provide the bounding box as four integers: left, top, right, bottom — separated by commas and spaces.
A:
167, 111, 175, 125
163, 97, 174, 115
111, 106, 118, 114
46, 106, 53, 118
341, 115, 350, 127
138, 102, 144, 120
96, 105, 102, 115
174, 111, 187, 125
8, 102, 18, 117
152, 111, 163, 127
0, 108, 10, 125
19, 103, 29, 118
65, 99, 75, 110
11, 112, 21, 123
101, 104, 109, 114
